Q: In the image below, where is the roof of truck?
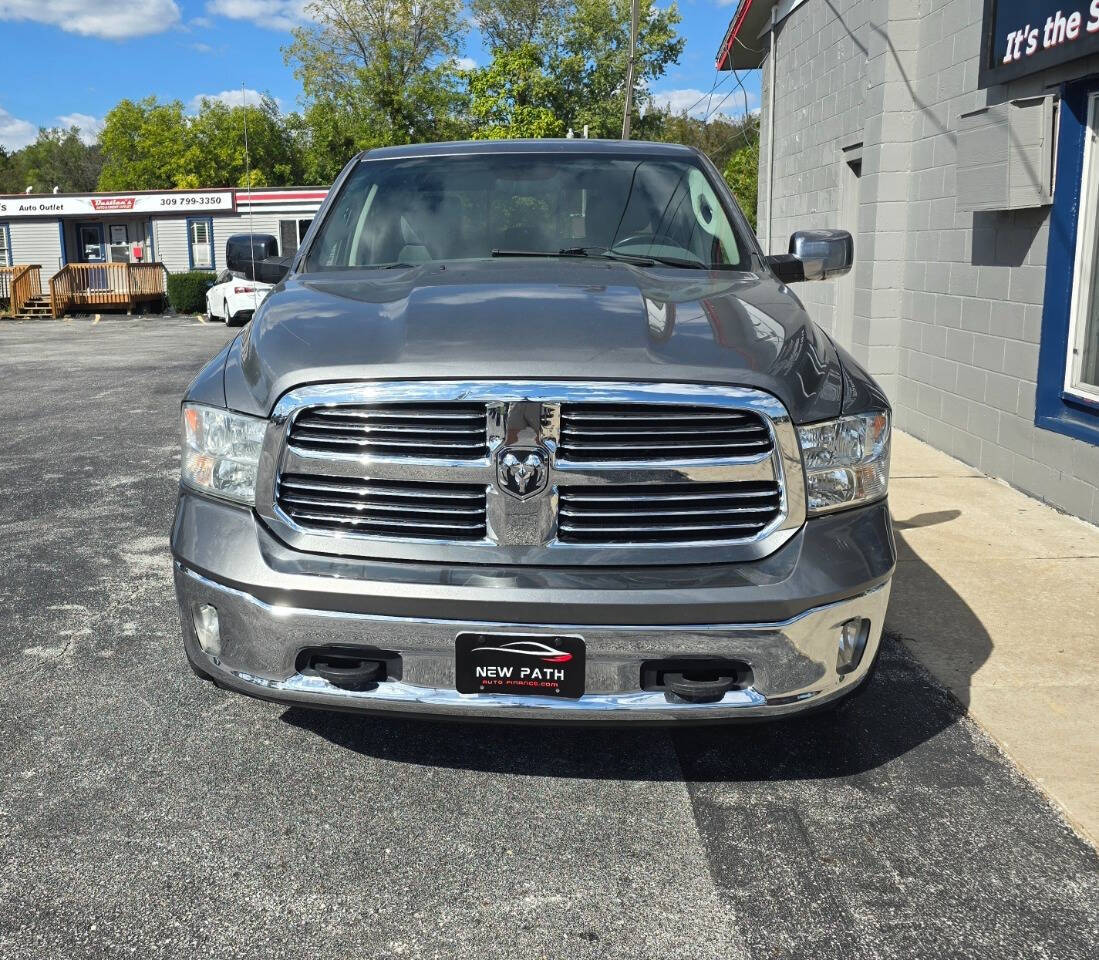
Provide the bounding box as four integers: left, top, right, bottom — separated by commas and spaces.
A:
359, 139, 701, 161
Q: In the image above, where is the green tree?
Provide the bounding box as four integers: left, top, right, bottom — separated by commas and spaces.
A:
650, 109, 757, 178
295, 99, 364, 183
0, 146, 14, 194
469, 0, 568, 52
467, 0, 684, 141
467, 44, 565, 139
97, 97, 189, 190
178, 96, 303, 188
285, 0, 469, 152
0, 128, 102, 193
723, 135, 760, 230
96, 95, 304, 190
552, 0, 684, 139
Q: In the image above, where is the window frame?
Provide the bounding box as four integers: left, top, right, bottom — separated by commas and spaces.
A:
278, 218, 315, 259
0, 222, 10, 266
187, 216, 215, 271
1064, 91, 1099, 405
1037, 76, 1099, 444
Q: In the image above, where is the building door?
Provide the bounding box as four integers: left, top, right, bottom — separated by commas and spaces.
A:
76, 222, 109, 291
834, 158, 861, 349
77, 223, 105, 263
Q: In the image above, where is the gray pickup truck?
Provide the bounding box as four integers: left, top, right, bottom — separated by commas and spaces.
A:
171, 139, 894, 722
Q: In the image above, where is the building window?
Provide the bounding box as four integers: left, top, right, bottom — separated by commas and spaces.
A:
1067, 93, 1099, 405
1037, 78, 1099, 445
0, 223, 10, 266
279, 218, 313, 258
188, 217, 214, 270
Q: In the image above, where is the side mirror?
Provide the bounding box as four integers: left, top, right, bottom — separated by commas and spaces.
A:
225, 233, 283, 282
253, 257, 292, 285
766, 229, 854, 284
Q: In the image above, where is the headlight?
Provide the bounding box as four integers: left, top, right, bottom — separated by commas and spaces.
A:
797, 411, 890, 515
181, 403, 267, 505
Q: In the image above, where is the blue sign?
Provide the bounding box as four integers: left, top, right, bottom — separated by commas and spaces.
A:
980, 0, 1099, 86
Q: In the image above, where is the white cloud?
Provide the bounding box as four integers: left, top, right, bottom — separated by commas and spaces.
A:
0, 0, 180, 38
647, 86, 759, 121
188, 88, 277, 113
456, 56, 477, 70
205, 0, 307, 30
0, 106, 36, 150
57, 112, 102, 143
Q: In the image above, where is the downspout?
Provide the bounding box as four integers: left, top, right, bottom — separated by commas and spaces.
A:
765, 6, 778, 255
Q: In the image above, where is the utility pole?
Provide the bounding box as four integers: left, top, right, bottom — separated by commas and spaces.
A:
621, 0, 640, 139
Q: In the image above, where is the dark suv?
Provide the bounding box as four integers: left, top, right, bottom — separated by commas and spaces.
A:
171, 139, 894, 722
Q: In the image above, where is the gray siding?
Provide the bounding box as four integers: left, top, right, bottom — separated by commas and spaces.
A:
152, 219, 191, 274
758, 0, 1099, 525
153, 209, 318, 274
7, 220, 64, 273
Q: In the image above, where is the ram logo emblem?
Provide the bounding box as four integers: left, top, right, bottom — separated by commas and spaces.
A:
497, 448, 549, 500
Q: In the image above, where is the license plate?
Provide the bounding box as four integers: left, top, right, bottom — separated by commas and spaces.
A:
455, 633, 586, 699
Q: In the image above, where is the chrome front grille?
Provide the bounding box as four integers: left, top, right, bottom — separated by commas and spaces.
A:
277, 474, 487, 540
259, 382, 806, 566
559, 403, 772, 461
557, 482, 783, 543
288, 403, 488, 458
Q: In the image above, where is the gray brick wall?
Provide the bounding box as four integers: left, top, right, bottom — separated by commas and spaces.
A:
757, 0, 1099, 525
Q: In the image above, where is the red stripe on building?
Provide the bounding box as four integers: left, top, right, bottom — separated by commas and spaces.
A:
237, 191, 329, 202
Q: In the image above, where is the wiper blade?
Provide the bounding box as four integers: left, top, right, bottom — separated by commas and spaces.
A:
491, 248, 587, 258
491, 246, 710, 270
561, 246, 708, 270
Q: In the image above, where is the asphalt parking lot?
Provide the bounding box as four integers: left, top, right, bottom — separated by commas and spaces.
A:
1, 316, 1098, 960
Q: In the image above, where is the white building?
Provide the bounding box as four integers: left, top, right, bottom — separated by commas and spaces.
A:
0, 185, 328, 275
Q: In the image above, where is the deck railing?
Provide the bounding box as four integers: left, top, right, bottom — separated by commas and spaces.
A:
49, 262, 167, 317
0, 264, 43, 317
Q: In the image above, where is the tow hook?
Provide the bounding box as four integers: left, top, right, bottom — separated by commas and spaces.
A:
298, 647, 400, 691
640, 658, 750, 704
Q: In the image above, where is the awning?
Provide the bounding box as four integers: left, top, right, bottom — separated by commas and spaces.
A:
715, 0, 774, 71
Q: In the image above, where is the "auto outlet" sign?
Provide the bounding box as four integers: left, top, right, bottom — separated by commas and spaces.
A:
0, 191, 234, 218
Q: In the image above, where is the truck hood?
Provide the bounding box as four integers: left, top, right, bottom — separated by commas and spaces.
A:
224, 259, 843, 422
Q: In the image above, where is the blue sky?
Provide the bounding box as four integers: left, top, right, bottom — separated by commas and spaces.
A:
0, 0, 761, 151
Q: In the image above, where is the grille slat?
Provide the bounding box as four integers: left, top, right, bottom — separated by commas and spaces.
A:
277, 473, 487, 540
562, 488, 780, 504
558, 482, 781, 544
292, 421, 484, 436
559, 403, 772, 461
281, 494, 485, 516
289, 403, 488, 458
310, 408, 481, 421
279, 476, 483, 501
559, 505, 778, 519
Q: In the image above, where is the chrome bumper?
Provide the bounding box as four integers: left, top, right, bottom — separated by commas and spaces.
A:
175, 563, 891, 722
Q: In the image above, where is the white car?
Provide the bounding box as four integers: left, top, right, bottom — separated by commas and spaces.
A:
204, 270, 272, 326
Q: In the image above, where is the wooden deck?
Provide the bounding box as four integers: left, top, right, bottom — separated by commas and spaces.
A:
48, 262, 168, 317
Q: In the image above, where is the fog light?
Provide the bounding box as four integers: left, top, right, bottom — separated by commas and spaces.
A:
837, 618, 869, 675
194, 603, 221, 657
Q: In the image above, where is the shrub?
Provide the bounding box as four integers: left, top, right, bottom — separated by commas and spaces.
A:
167, 271, 216, 314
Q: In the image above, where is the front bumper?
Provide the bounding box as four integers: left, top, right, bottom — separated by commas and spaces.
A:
171, 491, 895, 722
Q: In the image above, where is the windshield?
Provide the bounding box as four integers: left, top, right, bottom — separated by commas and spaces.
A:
305, 152, 755, 272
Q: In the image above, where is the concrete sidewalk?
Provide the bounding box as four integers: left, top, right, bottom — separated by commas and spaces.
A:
887, 431, 1099, 845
